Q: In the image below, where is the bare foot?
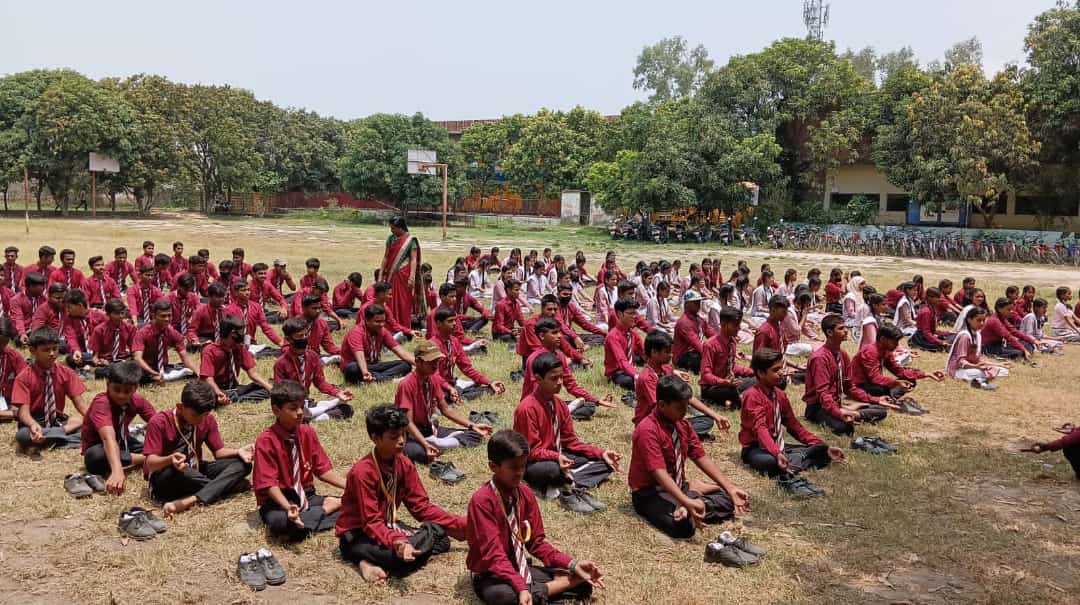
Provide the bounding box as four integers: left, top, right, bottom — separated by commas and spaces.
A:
358, 560, 388, 584
162, 502, 180, 519
322, 496, 342, 514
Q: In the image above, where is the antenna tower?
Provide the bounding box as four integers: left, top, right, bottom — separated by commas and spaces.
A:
803, 0, 830, 41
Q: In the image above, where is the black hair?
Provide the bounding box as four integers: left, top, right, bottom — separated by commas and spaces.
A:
530, 352, 562, 379
374, 281, 391, 295
302, 294, 323, 309
534, 317, 560, 336
38, 245, 56, 258
366, 404, 409, 437
25, 272, 46, 287
271, 380, 307, 407
347, 272, 364, 287
151, 300, 172, 314
106, 360, 144, 385
114, 247, 127, 256
207, 283, 227, 298
231, 248, 245, 258
488, 429, 529, 463
655, 373, 693, 403
0, 317, 16, 339
88, 255, 103, 266
252, 262, 269, 273
181, 381, 217, 414
878, 325, 903, 341
176, 274, 195, 290
616, 280, 636, 295
63, 289, 87, 306
644, 329, 673, 356
821, 314, 844, 335
104, 299, 127, 315
434, 307, 456, 323
540, 294, 559, 307
219, 315, 245, 339
767, 294, 790, 311
142, 241, 154, 249
926, 287, 941, 299
154, 253, 171, 267
438, 282, 455, 298
614, 298, 639, 313
282, 317, 309, 337
189, 255, 206, 266
47, 283, 68, 296
717, 306, 742, 324
750, 348, 783, 374
364, 304, 386, 321
556, 283, 573, 293
312, 278, 329, 292
389, 216, 408, 231
1056, 286, 1071, 302
305, 257, 321, 270
27, 327, 60, 348
994, 297, 1012, 312
1033, 297, 1048, 311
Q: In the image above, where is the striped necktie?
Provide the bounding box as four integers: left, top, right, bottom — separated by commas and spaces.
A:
43, 368, 56, 426
288, 433, 309, 511
672, 424, 685, 486
770, 389, 785, 451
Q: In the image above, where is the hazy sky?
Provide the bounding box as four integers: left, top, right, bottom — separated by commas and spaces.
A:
0, 0, 1057, 121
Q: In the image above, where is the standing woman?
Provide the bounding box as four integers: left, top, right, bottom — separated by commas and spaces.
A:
380, 217, 422, 326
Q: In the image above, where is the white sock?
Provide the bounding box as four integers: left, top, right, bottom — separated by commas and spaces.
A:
455, 378, 476, 391
568, 398, 585, 412
427, 434, 461, 449
393, 332, 406, 344
463, 342, 483, 353
543, 487, 560, 500
240, 553, 256, 564
310, 413, 332, 423
256, 548, 273, 559
321, 355, 341, 366
306, 399, 340, 417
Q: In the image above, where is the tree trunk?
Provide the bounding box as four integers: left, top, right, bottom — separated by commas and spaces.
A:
61, 191, 70, 217
110, 191, 116, 212
35, 182, 42, 211
2, 189, 7, 211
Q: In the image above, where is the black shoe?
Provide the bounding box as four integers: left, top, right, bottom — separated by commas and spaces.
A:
237, 553, 267, 591
971, 379, 998, 391
864, 436, 898, 453
717, 530, 767, 559
558, 488, 597, 514
429, 461, 466, 484
129, 507, 167, 533
469, 410, 501, 426
897, 398, 927, 415
621, 393, 637, 408
704, 542, 757, 567
851, 437, 892, 455
256, 548, 286, 586
779, 475, 822, 498
64, 473, 93, 498
509, 370, 524, 383
81, 473, 106, 494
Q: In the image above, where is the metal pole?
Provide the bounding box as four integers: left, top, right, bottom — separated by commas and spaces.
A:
23, 165, 30, 234
91, 172, 97, 218
441, 163, 448, 241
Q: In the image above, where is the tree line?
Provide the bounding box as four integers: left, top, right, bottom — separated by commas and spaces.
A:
2, 2, 1079, 225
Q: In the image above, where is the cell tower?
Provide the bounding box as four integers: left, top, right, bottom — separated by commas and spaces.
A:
803, 0, 830, 41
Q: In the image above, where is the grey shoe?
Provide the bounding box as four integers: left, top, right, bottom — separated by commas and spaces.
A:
779, 475, 822, 498
718, 531, 767, 559
118, 510, 158, 540
81, 473, 106, 493
429, 461, 466, 484
237, 553, 267, 591
64, 473, 93, 498
621, 393, 637, 408
851, 437, 891, 455
897, 399, 927, 415
130, 507, 167, 533
704, 542, 757, 567
971, 379, 998, 391
558, 488, 597, 514
864, 436, 898, 453
256, 548, 286, 586
572, 488, 607, 512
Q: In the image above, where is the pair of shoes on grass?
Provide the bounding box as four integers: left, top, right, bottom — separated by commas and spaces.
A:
430, 461, 466, 484
704, 531, 767, 568
237, 549, 286, 591
558, 487, 606, 514
118, 507, 167, 540
468, 410, 501, 426
64, 473, 106, 498
778, 474, 825, 498
851, 436, 898, 455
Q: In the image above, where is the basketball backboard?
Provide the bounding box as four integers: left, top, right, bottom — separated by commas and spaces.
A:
407, 149, 438, 176
88, 152, 119, 173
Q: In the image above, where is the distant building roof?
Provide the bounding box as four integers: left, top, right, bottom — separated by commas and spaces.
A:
433, 115, 619, 135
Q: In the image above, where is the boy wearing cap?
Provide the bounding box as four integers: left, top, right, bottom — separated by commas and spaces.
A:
672, 290, 714, 374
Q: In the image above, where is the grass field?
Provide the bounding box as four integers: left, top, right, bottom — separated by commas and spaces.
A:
0, 211, 1077, 605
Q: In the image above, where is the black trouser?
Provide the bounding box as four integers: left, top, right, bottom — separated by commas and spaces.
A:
334, 307, 358, 319
324, 316, 341, 331
675, 351, 702, 374
805, 403, 888, 436
64, 350, 91, 369
93, 358, 132, 379
458, 383, 495, 401
581, 333, 605, 346
858, 381, 909, 401
1064, 444, 1080, 479
741, 443, 831, 478
687, 414, 715, 439
15, 414, 80, 449
700, 379, 756, 409
908, 331, 948, 352
983, 342, 1026, 359
339, 523, 450, 576
83, 440, 144, 476
524, 453, 612, 492
492, 331, 516, 343
342, 360, 412, 384
149, 458, 252, 504
473, 565, 593, 605
223, 383, 270, 403
631, 484, 734, 540
940, 311, 958, 326
610, 370, 635, 391
461, 316, 488, 333
259, 487, 338, 541
187, 334, 215, 353
266, 310, 282, 324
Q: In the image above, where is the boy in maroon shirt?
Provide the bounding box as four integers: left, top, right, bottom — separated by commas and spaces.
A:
199, 316, 273, 405
90, 300, 136, 377
430, 308, 505, 401
11, 272, 46, 344
514, 352, 620, 504
337, 404, 467, 584
169, 241, 188, 277
80, 361, 156, 494
273, 318, 354, 422
61, 289, 106, 370
522, 318, 614, 422
851, 325, 944, 402
299, 257, 322, 290
131, 301, 199, 383
603, 298, 644, 391
142, 381, 253, 517
127, 264, 163, 325
107, 247, 135, 293
0, 318, 27, 422
225, 280, 283, 354
81, 255, 122, 309
740, 348, 846, 497
492, 279, 525, 342
253, 380, 347, 541
1025, 424, 1080, 480
249, 262, 288, 319
466, 430, 603, 605
339, 304, 414, 384
152, 254, 174, 293
2, 246, 22, 293
363, 281, 413, 341
700, 307, 756, 409
290, 280, 343, 331
30, 283, 68, 337
200, 249, 219, 281
49, 248, 85, 290
630, 374, 748, 540
516, 295, 586, 369
185, 255, 212, 298
135, 241, 156, 272
269, 258, 296, 298
231, 248, 252, 281
168, 274, 200, 347
297, 294, 342, 364
12, 327, 89, 454
671, 290, 714, 373
395, 340, 490, 465
426, 283, 483, 351
555, 283, 604, 347
634, 330, 726, 440
332, 272, 365, 319
33, 245, 56, 279
186, 283, 230, 349
453, 277, 492, 334
803, 315, 892, 436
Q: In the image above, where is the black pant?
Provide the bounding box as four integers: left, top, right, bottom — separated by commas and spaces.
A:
1064, 444, 1080, 479
65, 350, 91, 369
458, 383, 495, 401
741, 444, 831, 478
700, 379, 755, 409
224, 383, 270, 403
259, 487, 339, 541
93, 358, 132, 379
16, 414, 80, 449
610, 370, 635, 391
581, 333, 606, 346
675, 351, 702, 374
909, 331, 948, 352
983, 342, 1026, 360
83, 440, 144, 476
825, 302, 842, 314
342, 360, 412, 384
687, 414, 715, 439
524, 454, 612, 492
631, 484, 734, 540
339, 523, 450, 576
858, 382, 909, 401
334, 307, 358, 319
473, 565, 593, 605
805, 403, 887, 436
493, 331, 516, 343
149, 458, 252, 504
461, 317, 488, 333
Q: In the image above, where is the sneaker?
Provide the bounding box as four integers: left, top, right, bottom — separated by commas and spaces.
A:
130, 507, 167, 533
864, 437, 898, 453
897, 399, 927, 415
237, 553, 267, 591
620, 393, 637, 408
468, 410, 501, 426
718, 530, 767, 559
572, 488, 607, 512
558, 488, 598, 514
256, 548, 286, 586
118, 510, 158, 540
704, 542, 757, 567
82, 473, 107, 494
851, 437, 891, 455
429, 461, 466, 484
779, 475, 822, 498
509, 370, 524, 383
64, 473, 93, 498
971, 379, 998, 391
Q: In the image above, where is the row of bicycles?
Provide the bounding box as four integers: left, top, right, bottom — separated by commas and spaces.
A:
609, 219, 760, 246
767, 225, 1080, 266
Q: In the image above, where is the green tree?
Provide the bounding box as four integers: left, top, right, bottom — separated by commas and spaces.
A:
0, 69, 76, 210
1024, 0, 1080, 163
183, 84, 263, 210
504, 110, 582, 200
254, 104, 344, 193
840, 46, 878, 82
876, 46, 918, 82
633, 36, 714, 102
459, 115, 526, 197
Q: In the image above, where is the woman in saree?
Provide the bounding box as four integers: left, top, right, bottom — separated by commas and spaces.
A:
380, 217, 423, 326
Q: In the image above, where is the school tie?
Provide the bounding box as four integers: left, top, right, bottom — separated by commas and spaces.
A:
549, 400, 561, 456
295, 352, 306, 387
157, 333, 167, 374
213, 308, 221, 337
115, 408, 130, 451
0, 293, 5, 318
367, 331, 380, 364
771, 390, 785, 451
288, 433, 309, 511
98, 279, 106, 306
64, 270, 72, 288
111, 326, 121, 361
227, 349, 239, 388
43, 368, 56, 427
834, 351, 845, 396
141, 289, 151, 323
6, 267, 14, 291
672, 425, 685, 486
726, 337, 736, 379
30, 296, 38, 315
497, 485, 532, 586
77, 318, 88, 352
179, 300, 190, 335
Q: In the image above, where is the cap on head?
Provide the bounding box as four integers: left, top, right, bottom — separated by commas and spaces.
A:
413, 339, 445, 362
682, 290, 705, 303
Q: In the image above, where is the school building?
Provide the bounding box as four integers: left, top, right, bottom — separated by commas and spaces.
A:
823, 164, 1080, 231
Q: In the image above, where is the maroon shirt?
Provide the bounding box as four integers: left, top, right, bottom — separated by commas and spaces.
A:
700, 333, 754, 387
11, 363, 87, 420
132, 323, 186, 370
515, 314, 581, 362
850, 342, 926, 388
250, 277, 286, 308
523, 347, 594, 403
492, 297, 525, 336
672, 312, 714, 361
142, 408, 225, 478
49, 267, 86, 290
426, 305, 475, 347
0, 347, 27, 401
106, 260, 136, 290
803, 343, 878, 420
752, 318, 784, 354
430, 331, 489, 386
339, 324, 397, 368
2, 262, 23, 292
90, 320, 136, 363
305, 315, 340, 356
557, 302, 604, 336
629, 408, 705, 491
332, 281, 363, 309
394, 370, 450, 430
739, 382, 822, 455
633, 362, 673, 425
513, 391, 604, 462
915, 305, 947, 347
1044, 427, 1080, 452
983, 314, 1035, 350
168, 289, 200, 339
79, 391, 156, 454
361, 300, 412, 337
29, 302, 66, 332
187, 302, 227, 340
62, 310, 107, 353
224, 300, 282, 346
603, 324, 643, 379
9, 290, 44, 335
126, 284, 164, 323
272, 346, 341, 398
199, 341, 256, 390
80, 274, 122, 307
252, 422, 333, 505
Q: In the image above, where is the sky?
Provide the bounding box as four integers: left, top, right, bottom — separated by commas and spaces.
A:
0, 0, 1058, 121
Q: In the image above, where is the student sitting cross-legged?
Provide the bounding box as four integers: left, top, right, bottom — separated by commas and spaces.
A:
603, 298, 645, 391
142, 381, 254, 518
336, 405, 467, 584
273, 317, 355, 422
80, 361, 156, 494
522, 318, 615, 422
699, 307, 757, 409
131, 301, 199, 383
634, 330, 729, 440
740, 348, 846, 497
395, 340, 491, 465
850, 325, 943, 402
199, 316, 273, 406
339, 304, 414, 384
466, 429, 605, 605
0, 318, 27, 423
630, 374, 749, 539
430, 307, 506, 401
13, 327, 89, 455
514, 352, 620, 509
253, 380, 346, 541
